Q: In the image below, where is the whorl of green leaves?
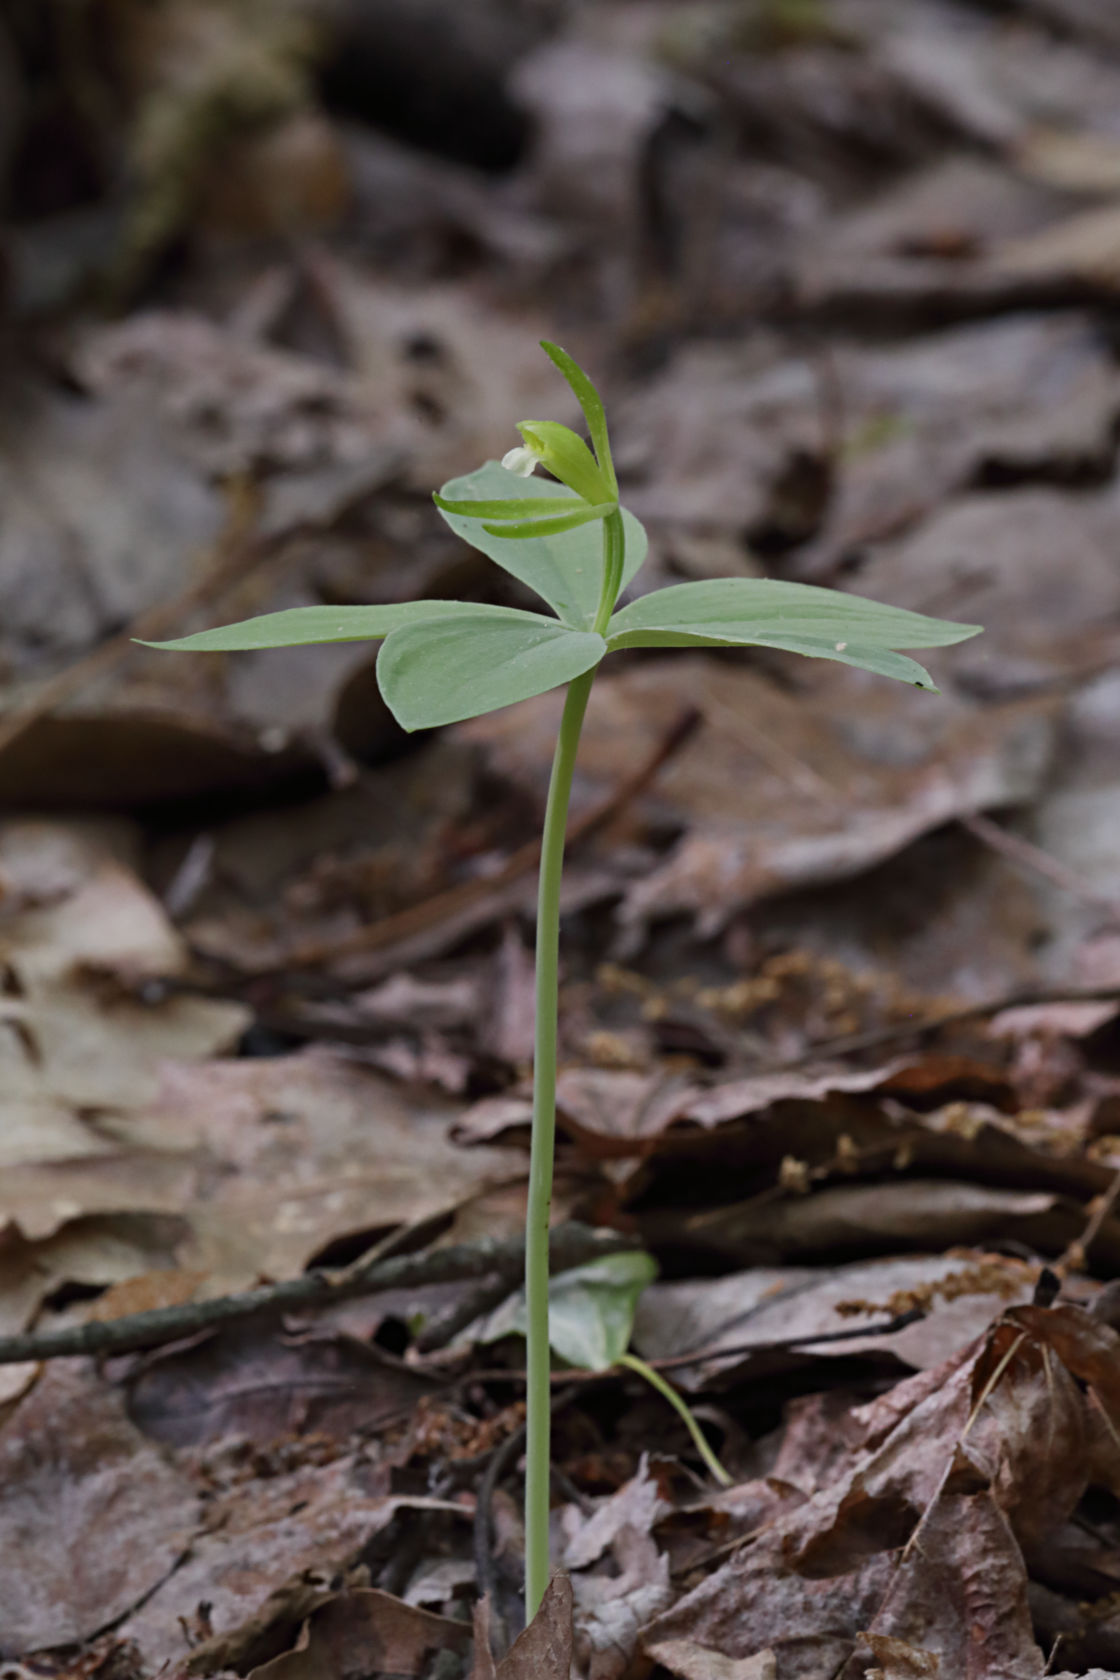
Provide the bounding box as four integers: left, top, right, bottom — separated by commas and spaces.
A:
145, 341, 980, 729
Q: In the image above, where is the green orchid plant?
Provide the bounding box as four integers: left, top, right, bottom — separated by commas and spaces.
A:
147, 340, 981, 1619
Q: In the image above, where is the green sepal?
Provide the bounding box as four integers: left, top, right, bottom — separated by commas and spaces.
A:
377, 609, 605, 731
517, 420, 616, 507
431, 494, 582, 519
540, 340, 617, 497
481, 502, 615, 539
435, 461, 647, 628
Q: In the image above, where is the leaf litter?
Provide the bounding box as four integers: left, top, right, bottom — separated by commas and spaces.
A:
10, 0, 1120, 1675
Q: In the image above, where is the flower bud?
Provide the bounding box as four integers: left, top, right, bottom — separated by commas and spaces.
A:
515, 421, 615, 508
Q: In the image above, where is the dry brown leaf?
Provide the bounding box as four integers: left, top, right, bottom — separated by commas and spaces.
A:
75, 310, 399, 495
632, 1252, 1035, 1387
850, 488, 1120, 697
176, 737, 479, 971
665, 1179, 1097, 1269
562, 1457, 672, 1573
623, 311, 1117, 562
0, 1040, 523, 1342
644, 1521, 898, 1680
993, 201, 1120, 290
0, 821, 254, 1333
460, 658, 1054, 938
646, 1297, 1120, 1678
0, 1363, 199, 1651
0, 1155, 200, 1247
0, 1211, 194, 1340
497, 1574, 574, 1680
301, 255, 569, 486
550, 1461, 674, 1680
147, 1048, 525, 1286
1017, 129, 1120, 195
124, 1477, 465, 1674
0, 818, 247, 1120
647, 1641, 778, 1680
245, 1588, 471, 1680
845, 1490, 1044, 1679
471, 1576, 575, 1680
0, 381, 221, 677
126, 1321, 437, 1448
510, 37, 668, 227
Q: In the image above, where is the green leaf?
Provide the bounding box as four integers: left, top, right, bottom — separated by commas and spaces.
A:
540, 341, 618, 497
377, 609, 605, 731
476, 1251, 658, 1372
607, 578, 981, 652
604, 629, 940, 689
742, 636, 940, 688
436, 461, 647, 629
141, 599, 492, 654
545, 1252, 658, 1371
605, 578, 980, 686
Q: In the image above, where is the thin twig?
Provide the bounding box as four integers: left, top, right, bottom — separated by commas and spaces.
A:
242, 705, 702, 978
776, 983, 1120, 1067
961, 811, 1120, 917
416, 1272, 527, 1355
472, 1386, 584, 1655
639, 1305, 927, 1373
474, 1418, 526, 1654
440, 1306, 928, 1390
1059, 1163, 1120, 1273
0, 1223, 629, 1368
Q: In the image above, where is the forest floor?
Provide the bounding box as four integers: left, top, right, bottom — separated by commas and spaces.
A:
7, 1, 1120, 1676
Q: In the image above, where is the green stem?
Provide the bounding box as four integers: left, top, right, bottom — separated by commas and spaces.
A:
592, 508, 626, 636
618, 1353, 733, 1487
525, 665, 595, 1618
525, 506, 625, 1617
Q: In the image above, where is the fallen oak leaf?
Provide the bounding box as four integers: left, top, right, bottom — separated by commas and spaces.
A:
0, 1363, 200, 1652
470, 1574, 574, 1680
849, 1487, 1045, 1679
643, 1294, 1120, 1676
1001, 1300, 1120, 1430
123, 1489, 468, 1674
245, 1588, 471, 1680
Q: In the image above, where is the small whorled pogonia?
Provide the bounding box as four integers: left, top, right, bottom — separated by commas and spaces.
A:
146, 337, 981, 1621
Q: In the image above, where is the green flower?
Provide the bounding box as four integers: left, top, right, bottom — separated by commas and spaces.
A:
433, 340, 619, 540
511, 419, 615, 507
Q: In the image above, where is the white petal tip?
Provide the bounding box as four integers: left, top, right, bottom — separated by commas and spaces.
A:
502, 446, 539, 477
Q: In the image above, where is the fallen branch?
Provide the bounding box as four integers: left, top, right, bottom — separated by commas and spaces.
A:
0, 1222, 629, 1368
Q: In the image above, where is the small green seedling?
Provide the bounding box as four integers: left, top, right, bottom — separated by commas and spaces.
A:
482, 1249, 733, 1487
146, 341, 981, 1618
